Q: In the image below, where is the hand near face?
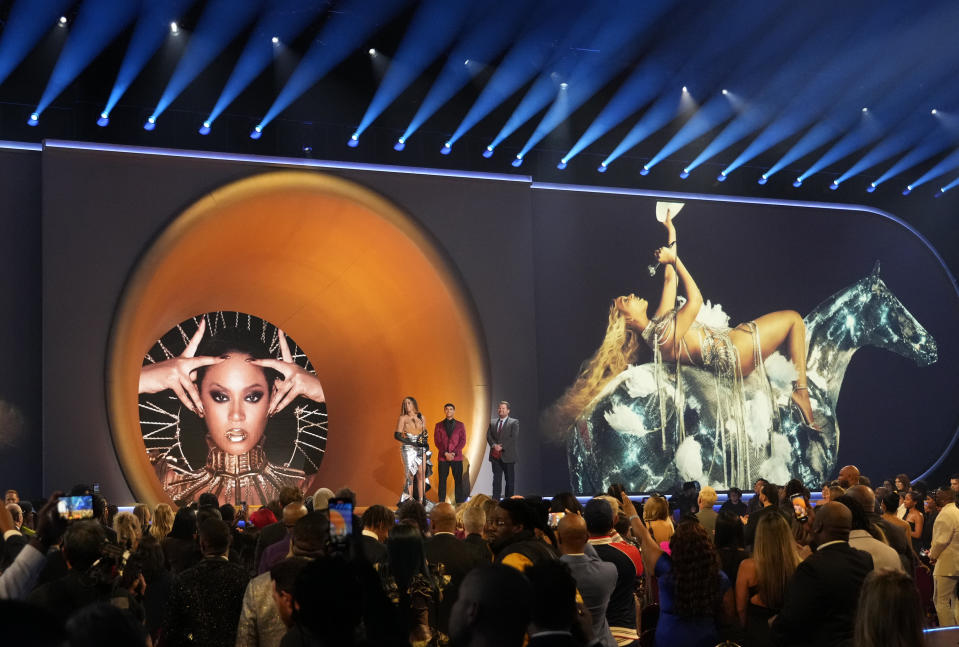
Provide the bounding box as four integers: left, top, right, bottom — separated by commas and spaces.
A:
139, 319, 223, 416
252, 329, 326, 416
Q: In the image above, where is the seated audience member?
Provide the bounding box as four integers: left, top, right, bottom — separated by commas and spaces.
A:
462, 506, 492, 565
490, 499, 557, 569
838, 465, 861, 489
557, 513, 617, 647
834, 495, 903, 572
27, 520, 108, 621
150, 503, 174, 541
747, 479, 769, 514
360, 504, 393, 564
853, 569, 925, 647
162, 518, 250, 647
585, 498, 641, 647
770, 502, 873, 647
736, 512, 801, 647
132, 503, 151, 538
715, 511, 747, 588
449, 565, 533, 647
427, 503, 486, 636
847, 484, 912, 572
0, 494, 67, 600
113, 511, 142, 551
744, 483, 786, 549
621, 494, 734, 647
283, 555, 368, 647
719, 487, 747, 517
696, 486, 719, 538
258, 502, 309, 575
66, 601, 148, 647
642, 495, 674, 544
237, 513, 329, 647
163, 507, 199, 574
930, 486, 959, 627
254, 486, 304, 571
551, 491, 584, 516
378, 522, 450, 646
397, 499, 430, 536
526, 560, 591, 647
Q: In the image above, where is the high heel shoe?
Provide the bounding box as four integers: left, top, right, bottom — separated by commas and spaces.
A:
791, 383, 820, 431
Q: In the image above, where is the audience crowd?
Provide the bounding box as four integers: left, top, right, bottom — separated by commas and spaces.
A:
1, 465, 957, 646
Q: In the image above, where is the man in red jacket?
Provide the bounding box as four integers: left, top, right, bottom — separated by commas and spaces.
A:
434, 403, 467, 504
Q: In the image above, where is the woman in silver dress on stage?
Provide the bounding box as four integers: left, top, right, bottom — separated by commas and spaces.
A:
393, 396, 432, 504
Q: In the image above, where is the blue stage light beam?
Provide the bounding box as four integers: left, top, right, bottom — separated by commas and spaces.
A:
905, 146, 959, 192
446, 0, 583, 148
722, 2, 912, 178
256, 0, 408, 133
34, 0, 140, 117
353, 0, 477, 140
148, 0, 263, 124
399, 0, 535, 145
0, 0, 76, 88
205, 0, 328, 129
646, 5, 824, 173
871, 127, 959, 188
513, 0, 673, 160
798, 26, 959, 184
486, 3, 622, 152
940, 174, 959, 195
598, 0, 786, 169
690, 7, 863, 176
101, 0, 197, 119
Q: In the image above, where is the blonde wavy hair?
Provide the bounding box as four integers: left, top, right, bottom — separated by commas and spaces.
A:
543, 305, 647, 437
753, 512, 801, 610
150, 503, 175, 540
114, 511, 142, 551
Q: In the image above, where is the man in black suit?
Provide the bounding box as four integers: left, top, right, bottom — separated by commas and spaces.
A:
487, 401, 519, 500
359, 504, 392, 564
163, 518, 250, 647
744, 482, 787, 549
525, 560, 585, 647
770, 502, 873, 647
426, 503, 486, 635
462, 506, 492, 565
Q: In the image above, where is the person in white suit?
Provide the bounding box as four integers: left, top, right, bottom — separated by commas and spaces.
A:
930, 488, 959, 626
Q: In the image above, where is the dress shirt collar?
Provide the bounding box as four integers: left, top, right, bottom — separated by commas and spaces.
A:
362, 529, 380, 540
433, 531, 456, 536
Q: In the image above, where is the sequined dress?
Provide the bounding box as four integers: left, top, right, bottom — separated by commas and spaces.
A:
150, 437, 305, 506
400, 430, 433, 500
641, 306, 777, 487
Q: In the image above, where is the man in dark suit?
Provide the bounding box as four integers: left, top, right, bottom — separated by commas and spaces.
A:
848, 484, 912, 572
426, 503, 485, 635
253, 486, 304, 572
745, 482, 787, 549
163, 518, 250, 647
359, 504, 392, 564
770, 502, 873, 647
487, 401, 519, 500
435, 403, 467, 504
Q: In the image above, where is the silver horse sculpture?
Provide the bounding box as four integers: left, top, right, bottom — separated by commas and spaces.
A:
567, 262, 938, 492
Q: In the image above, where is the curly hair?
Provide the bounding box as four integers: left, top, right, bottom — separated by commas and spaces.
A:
669, 521, 721, 618
542, 305, 648, 437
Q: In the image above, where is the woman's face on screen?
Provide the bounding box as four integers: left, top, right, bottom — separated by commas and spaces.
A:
614, 294, 648, 320
200, 353, 271, 455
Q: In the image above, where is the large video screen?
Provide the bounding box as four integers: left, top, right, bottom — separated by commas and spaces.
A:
533, 189, 958, 493
138, 312, 327, 506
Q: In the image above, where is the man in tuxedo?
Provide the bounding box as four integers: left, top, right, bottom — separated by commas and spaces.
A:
427, 503, 485, 635
359, 504, 392, 565
435, 403, 467, 504
930, 487, 959, 626
770, 502, 873, 647
487, 401, 519, 500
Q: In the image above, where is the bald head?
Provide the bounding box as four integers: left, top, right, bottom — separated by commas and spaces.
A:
282, 503, 308, 528
838, 465, 860, 488
556, 513, 588, 555
812, 502, 852, 545
430, 503, 457, 534
847, 485, 875, 513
